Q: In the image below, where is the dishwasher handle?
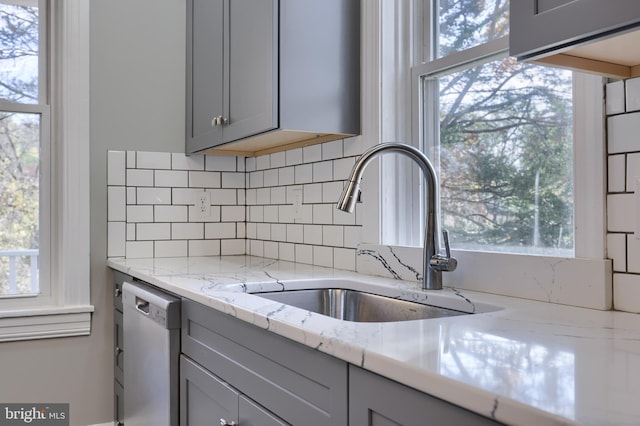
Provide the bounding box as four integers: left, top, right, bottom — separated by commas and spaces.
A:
123, 281, 181, 329
135, 297, 150, 314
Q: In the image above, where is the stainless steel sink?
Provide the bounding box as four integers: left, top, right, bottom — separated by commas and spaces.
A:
255, 288, 469, 323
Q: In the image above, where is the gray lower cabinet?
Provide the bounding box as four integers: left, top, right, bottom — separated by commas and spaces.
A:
181, 298, 348, 426
181, 355, 287, 426
510, 0, 640, 60
349, 366, 502, 426
112, 271, 128, 426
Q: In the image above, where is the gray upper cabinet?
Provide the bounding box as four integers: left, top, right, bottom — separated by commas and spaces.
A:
186, 0, 360, 157
510, 1, 640, 78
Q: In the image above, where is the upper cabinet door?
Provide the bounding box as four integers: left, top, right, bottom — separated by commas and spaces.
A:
510, 0, 640, 60
187, 0, 225, 153
223, 0, 278, 144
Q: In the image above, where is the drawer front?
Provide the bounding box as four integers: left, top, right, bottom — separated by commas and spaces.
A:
181, 299, 348, 426
239, 395, 289, 426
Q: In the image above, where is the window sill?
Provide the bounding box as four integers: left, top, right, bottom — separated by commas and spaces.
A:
0, 305, 94, 342
356, 244, 612, 310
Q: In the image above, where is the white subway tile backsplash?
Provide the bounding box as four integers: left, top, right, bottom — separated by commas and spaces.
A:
608, 194, 635, 232
322, 181, 344, 203
608, 113, 640, 154
627, 235, 640, 273
137, 151, 172, 170
107, 222, 126, 257
155, 205, 188, 222
109, 141, 361, 271
333, 208, 356, 226
127, 169, 154, 187
285, 148, 303, 166
189, 240, 221, 256
278, 243, 295, 262
627, 154, 640, 191
343, 136, 363, 158
606, 80, 625, 115
156, 170, 188, 188
108, 187, 126, 221
249, 171, 264, 188
263, 241, 279, 259
270, 152, 286, 168
107, 151, 126, 186
210, 189, 237, 205
171, 153, 205, 171
313, 204, 334, 225
137, 187, 172, 205
295, 164, 313, 184
155, 240, 188, 258
609, 154, 626, 193
256, 154, 270, 170
264, 169, 279, 187
127, 187, 137, 205
303, 224, 323, 245
263, 206, 279, 223
206, 155, 237, 172
626, 77, 640, 112
303, 183, 323, 204
313, 246, 333, 267
295, 244, 313, 264
136, 223, 171, 241
221, 206, 245, 222
271, 224, 287, 242
189, 171, 221, 188
322, 140, 343, 160
205, 222, 237, 239
221, 172, 245, 188
323, 225, 344, 247
271, 187, 286, 205
126, 241, 154, 258
221, 239, 245, 255
287, 224, 304, 243
303, 145, 322, 163
257, 188, 271, 205
312, 161, 332, 183
257, 223, 271, 240
172, 223, 204, 240
127, 205, 154, 223
613, 273, 640, 313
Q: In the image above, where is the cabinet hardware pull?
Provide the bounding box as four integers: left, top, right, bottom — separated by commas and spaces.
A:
219, 419, 237, 425
115, 346, 122, 357
115, 287, 121, 298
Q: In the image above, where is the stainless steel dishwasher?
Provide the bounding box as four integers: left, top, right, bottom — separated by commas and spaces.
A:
123, 280, 180, 426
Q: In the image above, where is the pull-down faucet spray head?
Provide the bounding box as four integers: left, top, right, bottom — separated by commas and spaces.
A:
336, 142, 457, 290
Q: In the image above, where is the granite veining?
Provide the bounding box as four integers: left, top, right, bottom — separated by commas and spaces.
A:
108, 255, 640, 426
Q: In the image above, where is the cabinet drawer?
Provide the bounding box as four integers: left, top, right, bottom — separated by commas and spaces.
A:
181, 298, 348, 426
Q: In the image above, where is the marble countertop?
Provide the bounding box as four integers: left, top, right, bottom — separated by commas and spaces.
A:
108, 255, 640, 426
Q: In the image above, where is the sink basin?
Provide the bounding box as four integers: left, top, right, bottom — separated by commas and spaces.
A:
255, 288, 469, 323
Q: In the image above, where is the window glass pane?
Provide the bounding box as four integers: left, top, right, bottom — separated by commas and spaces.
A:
0, 1, 39, 104
0, 112, 39, 296
433, 59, 574, 255
437, 0, 509, 58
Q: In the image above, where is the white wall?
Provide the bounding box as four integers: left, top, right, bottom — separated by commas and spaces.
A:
0, 1, 185, 424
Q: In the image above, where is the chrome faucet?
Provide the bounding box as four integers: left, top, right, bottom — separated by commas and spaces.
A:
336, 143, 457, 290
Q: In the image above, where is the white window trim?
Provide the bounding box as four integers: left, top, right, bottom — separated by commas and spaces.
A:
359, 0, 612, 310
0, 0, 93, 341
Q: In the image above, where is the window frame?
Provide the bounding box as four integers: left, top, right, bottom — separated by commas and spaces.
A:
359, 0, 611, 309
0, 0, 92, 341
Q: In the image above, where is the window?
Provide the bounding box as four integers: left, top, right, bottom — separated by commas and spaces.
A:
360, 0, 609, 308
0, 0, 91, 341
0, 0, 47, 298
